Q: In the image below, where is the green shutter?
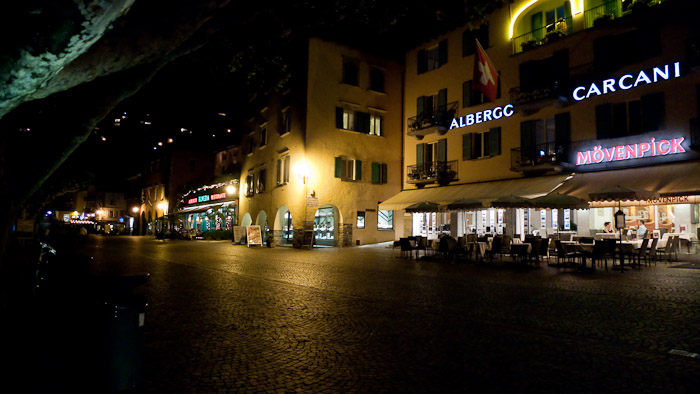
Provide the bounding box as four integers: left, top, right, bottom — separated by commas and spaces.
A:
355, 160, 362, 181
489, 127, 501, 156
437, 88, 447, 112
416, 143, 424, 165
463, 81, 472, 108
595, 104, 612, 139
277, 158, 282, 184
371, 162, 380, 184
437, 138, 447, 162
463, 133, 472, 160
336, 107, 344, 129
641, 93, 665, 132
438, 39, 448, 65
554, 112, 571, 158
531, 13, 543, 40
381, 163, 388, 184
417, 50, 426, 74
334, 157, 342, 178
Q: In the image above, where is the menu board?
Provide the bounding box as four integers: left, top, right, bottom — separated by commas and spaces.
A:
233, 226, 246, 244
246, 225, 263, 247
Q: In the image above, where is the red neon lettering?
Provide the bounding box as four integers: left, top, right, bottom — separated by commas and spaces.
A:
657, 140, 671, 155
604, 147, 615, 162
625, 144, 638, 159
188, 198, 197, 204
210, 193, 226, 200
576, 151, 591, 165
639, 142, 650, 157
671, 137, 686, 153
615, 145, 625, 160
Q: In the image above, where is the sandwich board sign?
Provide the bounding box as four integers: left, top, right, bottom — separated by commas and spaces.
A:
246, 225, 263, 247
233, 226, 246, 244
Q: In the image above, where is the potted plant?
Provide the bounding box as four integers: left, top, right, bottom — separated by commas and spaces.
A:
521, 39, 539, 51
546, 29, 566, 43
593, 13, 613, 27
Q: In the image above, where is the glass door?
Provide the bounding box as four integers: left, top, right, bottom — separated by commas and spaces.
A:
314, 207, 335, 246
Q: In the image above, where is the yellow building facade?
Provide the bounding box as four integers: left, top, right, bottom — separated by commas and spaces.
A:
238, 38, 403, 247
384, 0, 700, 240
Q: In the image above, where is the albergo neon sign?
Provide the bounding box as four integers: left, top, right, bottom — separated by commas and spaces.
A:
573, 62, 680, 102
576, 137, 686, 166
449, 104, 514, 130
188, 193, 227, 204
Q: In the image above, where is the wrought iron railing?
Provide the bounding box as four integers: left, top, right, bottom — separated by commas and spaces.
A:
511, 142, 568, 171
407, 101, 458, 134
509, 85, 562, 106
583, 0, 622, 29
512, 16, 572, 54
406, 160, 458, 185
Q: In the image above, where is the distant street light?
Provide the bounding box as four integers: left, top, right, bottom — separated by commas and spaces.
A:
132, 207, 139, 213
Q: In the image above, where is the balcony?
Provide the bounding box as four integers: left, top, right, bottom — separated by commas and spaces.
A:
583, 0, 622, 29
406, 160, 459, 187
511, 142, 570, 174
512, 16, 572, 55
407, 101, 458, 139
509, 85, 567, 115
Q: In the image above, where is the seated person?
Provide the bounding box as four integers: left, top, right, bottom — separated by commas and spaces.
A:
603, 222, 614, 233
637, 220, 648, 238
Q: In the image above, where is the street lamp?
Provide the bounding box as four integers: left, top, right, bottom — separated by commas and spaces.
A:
615, 206, 626, 272
132, 207, 139, 214
226, 185, 237, 195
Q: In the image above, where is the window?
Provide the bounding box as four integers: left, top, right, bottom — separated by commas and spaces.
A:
259, 124, 267, 148
371, 162, 388, 184
462, 77, 501, 108
378, 210, 393, 230
595, 93, 664, 139
245, 173, 255, 197
343, 60, 359, 86
462, 128, 501, 160
416, 89, 447, 121
279, 108, 291, 135
462, 24, 489, 56
109, 210, 114, 218
247, 133, 255, 154
277, 154, 290, 185
334, 157, 362, 181
417, 39, 447, 74
356, 211, 366, 229
369, 113, 382, 136
370, 67, 385, 92
520, 112, 571, 161
256, 168, 266, 194
336, 107, 380, 135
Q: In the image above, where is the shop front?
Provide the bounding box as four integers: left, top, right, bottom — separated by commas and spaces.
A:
176, 181, 240, 239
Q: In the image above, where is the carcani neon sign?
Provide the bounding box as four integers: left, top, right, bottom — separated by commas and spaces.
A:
449, 104, 514, 130
576, 137, 686, 166
187, 193, 228, 204
573, 62, 680, 102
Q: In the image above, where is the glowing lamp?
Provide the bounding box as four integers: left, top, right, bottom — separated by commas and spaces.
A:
614, 209, 626, 230
132, 207, 139, 213
226, 185, 237, 195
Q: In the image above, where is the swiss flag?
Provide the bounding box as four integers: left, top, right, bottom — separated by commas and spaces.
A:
473, 38, 498, 103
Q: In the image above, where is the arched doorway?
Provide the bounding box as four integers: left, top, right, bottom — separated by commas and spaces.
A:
274, 206, 293, 245
256, 210, 269, 242
140, 211, 146, 235
313, 204, 341, 247
241, 212, 252, 227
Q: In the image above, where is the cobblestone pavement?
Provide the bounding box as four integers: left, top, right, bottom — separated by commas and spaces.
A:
3, 236, 700, 393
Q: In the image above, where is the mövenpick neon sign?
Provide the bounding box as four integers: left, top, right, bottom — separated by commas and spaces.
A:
449, 104, 514, 130
573, 62, 680, 102
576, 137, 686, 166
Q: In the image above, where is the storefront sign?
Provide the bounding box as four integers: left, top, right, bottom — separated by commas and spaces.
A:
590, 195, 700, 207
575, 137, 686, 166
188, 198, 197, 204
211, 193, 226, 201
573, 62, 680, 102
187, 192, 228, 204
449, 104, 514, 130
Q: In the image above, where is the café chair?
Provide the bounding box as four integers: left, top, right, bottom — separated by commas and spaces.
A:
631, 238, 650, 267
645, 237, 659, 266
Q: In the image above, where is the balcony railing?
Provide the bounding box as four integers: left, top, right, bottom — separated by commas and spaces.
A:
407, 160, 459, 187
583, 1, 622, 29
509, 85, 566, 115
511, 142, 569, 173
512, 16, 572, 54
407, 101, 458, 139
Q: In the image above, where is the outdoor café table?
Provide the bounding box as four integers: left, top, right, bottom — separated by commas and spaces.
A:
510, 243, 531, 263
617, 241, 637, 267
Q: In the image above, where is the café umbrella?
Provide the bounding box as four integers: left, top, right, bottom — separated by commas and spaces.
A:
404, 201, 441, 213
440, 198, 484, 212
488, 195, 534, 209
529, 193, 590, 210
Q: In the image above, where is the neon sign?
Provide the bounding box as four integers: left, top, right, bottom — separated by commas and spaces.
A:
210, 193, 226, 201
575, 137, 686, 166
449, 104, 514, 130
188, 198, 197, 204
573, 62, 680, 102
198, 195, 210, 203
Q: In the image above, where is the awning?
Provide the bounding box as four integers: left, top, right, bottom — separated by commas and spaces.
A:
379, 175, 569, 211
176, 201, 235, 214
552, 161, 700, 201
